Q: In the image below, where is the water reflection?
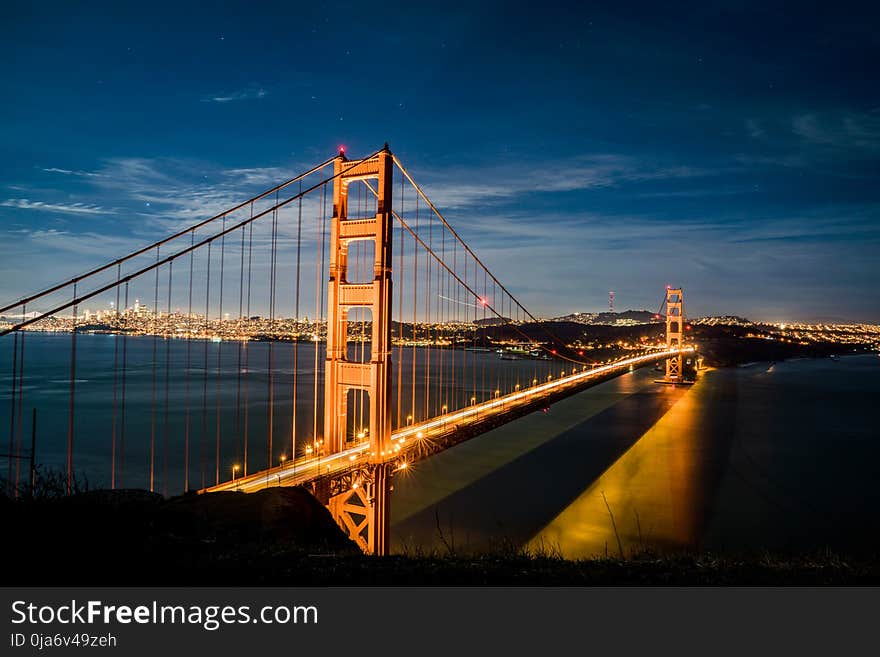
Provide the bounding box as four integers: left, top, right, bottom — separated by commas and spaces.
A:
528, 389, 698, 556
529, 371, 734, 558
392, 371, 689, 551
394, 356, 880, 556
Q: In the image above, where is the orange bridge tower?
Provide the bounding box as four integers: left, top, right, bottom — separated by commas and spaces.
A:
322, 146, 394, 554
664, 287, 684, 383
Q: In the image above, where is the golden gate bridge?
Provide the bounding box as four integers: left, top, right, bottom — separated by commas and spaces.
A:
0, 145, 691, 554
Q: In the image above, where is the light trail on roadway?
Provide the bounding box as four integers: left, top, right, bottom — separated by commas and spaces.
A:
203, 347, 693, 494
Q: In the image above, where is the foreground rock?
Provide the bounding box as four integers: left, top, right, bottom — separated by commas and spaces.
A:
4, 487, 359, 584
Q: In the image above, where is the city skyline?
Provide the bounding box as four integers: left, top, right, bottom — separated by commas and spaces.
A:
1, 2, 879, 323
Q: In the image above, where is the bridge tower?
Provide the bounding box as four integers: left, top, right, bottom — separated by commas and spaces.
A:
323, 146, 394, 555
664, 287, 684, 382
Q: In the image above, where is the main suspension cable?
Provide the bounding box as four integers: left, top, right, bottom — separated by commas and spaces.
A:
0, 157, 337, 315
1, 151, 384, 338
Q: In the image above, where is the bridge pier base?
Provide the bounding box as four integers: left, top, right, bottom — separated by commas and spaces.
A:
326, 462, 392, 555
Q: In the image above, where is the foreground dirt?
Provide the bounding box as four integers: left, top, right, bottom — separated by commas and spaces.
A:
3, 489, 877, 585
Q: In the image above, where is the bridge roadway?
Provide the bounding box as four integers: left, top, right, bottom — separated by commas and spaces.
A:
203, 347, 692, 494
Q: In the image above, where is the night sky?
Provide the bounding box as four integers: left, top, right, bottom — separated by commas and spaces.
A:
1, 1, 878, 322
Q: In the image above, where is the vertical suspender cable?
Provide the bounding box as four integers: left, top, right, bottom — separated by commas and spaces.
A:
292, 180, 303, 460
120, 281, 129, 487
235, 225, 245, 471
452, 241, 457, 411
312, 179, 326, 450
425, 208, 431, 419
202, 242, 212, 489
354, 188, 360, 439
395, 174, 404, 430
439, 227, 445, 412
319, 183, 327, 445
66, 283, 78, 494
268, 193, 279, 470
494, 279, 500, 396
472, 258, 477, 403
358, 188, 365, 439
215, 217, 227, 485
163, 261, 173, 496
411, 194, 418, 421
244, 217, 254, 475
150, 247, 159, 492
184, 231, 194, 491
111, 265, 120, 489
482, 268, 487, 400
7, 331, 18, 495
14, 307, 25, 495
396, 169, 405, 429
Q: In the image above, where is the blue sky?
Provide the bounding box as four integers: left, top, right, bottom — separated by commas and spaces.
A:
1, 1, 878, 322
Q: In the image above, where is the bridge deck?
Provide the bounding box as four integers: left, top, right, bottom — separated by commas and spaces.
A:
203, 348, 691, 494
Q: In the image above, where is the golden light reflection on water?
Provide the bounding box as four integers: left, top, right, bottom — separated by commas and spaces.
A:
528, 379, 707, 558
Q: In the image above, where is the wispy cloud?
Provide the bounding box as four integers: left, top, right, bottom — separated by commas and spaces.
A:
417, 154, 710, 209
7, 154, 328, 244
732, 108, 880, 181
634, 187, 751, 199
88, 156, 312, 233
466, 203, 880, 247
791, 110, 880, 151
745, 119, 765, 139
6, 228, 145, 257
533, 155, 706, 193
733, 153, 807, 169
201, 86, 268, 103
41, 167, 105, 178
223, 167, 290, 186
0, 198, 113, 215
